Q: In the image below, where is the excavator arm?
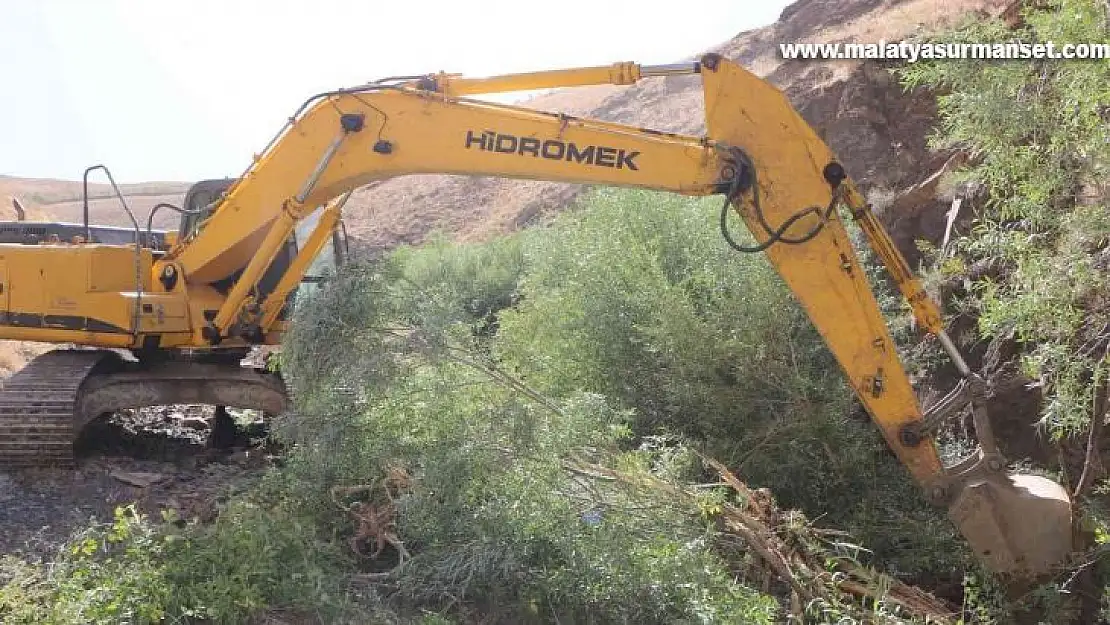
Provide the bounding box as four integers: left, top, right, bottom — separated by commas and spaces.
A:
157, 53, 1073, 576
0, 54, 1072, 575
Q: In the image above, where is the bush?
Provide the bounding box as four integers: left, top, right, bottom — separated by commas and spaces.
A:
0, 506, 171, 625
894, 0, 1110, 619
898, 0, 1110, 439
495, 188, 962, 575
0, 503, 365, 625
277, 183, 969, 622
279, 223, 782, 623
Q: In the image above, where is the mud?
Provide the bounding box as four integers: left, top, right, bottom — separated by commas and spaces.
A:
0, 405, 274, 559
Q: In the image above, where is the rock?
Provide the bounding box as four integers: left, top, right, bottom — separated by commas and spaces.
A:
0, 472, 16, 501
175, 455, 199, 471
242, 422, 270, 439
109, 470, 168, 489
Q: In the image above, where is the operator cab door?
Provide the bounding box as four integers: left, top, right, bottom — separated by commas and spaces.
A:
178, 179, 237, 240
291, 205, 346, 302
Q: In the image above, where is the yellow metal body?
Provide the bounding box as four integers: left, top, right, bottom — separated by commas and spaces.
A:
420, 62, 645, 96
259, 193, 349, 330
0, 55, 1074, 574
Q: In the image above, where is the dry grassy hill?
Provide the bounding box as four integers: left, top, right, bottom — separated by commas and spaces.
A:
0, 176, 190, 230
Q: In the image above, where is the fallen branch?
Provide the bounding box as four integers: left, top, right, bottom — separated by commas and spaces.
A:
563, 455, 956, 624
330, 465, 413, 567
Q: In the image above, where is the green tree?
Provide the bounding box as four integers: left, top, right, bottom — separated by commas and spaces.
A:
898, 0, 1110, 438
897, 1, 1110, 620
495, 188, 962, 575
279, 229, 780, 623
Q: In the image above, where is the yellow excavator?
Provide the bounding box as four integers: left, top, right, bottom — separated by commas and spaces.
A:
0, 54, 1074, 576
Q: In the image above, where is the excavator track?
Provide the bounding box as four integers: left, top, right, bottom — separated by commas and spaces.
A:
0, 349, 290, 469
0, 349, 114, 468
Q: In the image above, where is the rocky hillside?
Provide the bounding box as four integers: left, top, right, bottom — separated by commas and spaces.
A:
3, 0, 1014, 261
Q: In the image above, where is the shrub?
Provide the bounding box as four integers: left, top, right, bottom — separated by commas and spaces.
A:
279, 225, 782, 622
495, 188, 963, 575
0, 503, 365, 625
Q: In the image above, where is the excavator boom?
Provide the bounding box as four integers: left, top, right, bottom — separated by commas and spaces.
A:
0, 54, 1072, 576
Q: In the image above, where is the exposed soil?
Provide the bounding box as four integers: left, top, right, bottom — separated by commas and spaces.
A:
0, 405, 274, 559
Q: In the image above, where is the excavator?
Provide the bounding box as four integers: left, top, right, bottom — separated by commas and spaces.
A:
0, 53, 1074, 577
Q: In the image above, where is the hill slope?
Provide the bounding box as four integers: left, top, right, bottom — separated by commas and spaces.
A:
0, 175, 190, 228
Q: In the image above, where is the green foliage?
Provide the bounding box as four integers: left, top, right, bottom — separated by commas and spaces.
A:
892, 1, 1110, 620
0, 506, 170, 625
497, 188, 839, 445
898, 0, 1110, 438
0, 503, 363, 625
495, 188, 962, 575
159, 501, 357, 623
279, 222, 781, 623
273, 184, 968, 624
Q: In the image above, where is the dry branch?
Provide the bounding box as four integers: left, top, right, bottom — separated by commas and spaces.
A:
1074, 347, 1110, 499
331, 466, 414, 567
563, 454, 956, 624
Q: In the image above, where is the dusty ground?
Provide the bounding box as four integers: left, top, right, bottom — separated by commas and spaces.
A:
0, 405, 273, 558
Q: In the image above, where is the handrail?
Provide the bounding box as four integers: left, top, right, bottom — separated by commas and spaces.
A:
147, 202, 202, 250
81, 165, 144, 338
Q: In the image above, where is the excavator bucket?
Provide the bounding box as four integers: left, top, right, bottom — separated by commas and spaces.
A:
949, 473, 1073, 576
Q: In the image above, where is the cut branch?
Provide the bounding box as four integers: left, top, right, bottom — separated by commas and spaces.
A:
562, 456, 956, 623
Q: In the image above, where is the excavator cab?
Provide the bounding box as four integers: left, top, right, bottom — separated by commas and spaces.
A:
178, 179, 346, 317
292, 203, 347, 297
178, 179, 235, 239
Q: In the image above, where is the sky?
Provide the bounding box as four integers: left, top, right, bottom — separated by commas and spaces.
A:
1, 1, 792, 183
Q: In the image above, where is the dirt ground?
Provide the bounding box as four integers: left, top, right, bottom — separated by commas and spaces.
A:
0, 405, 273, 558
